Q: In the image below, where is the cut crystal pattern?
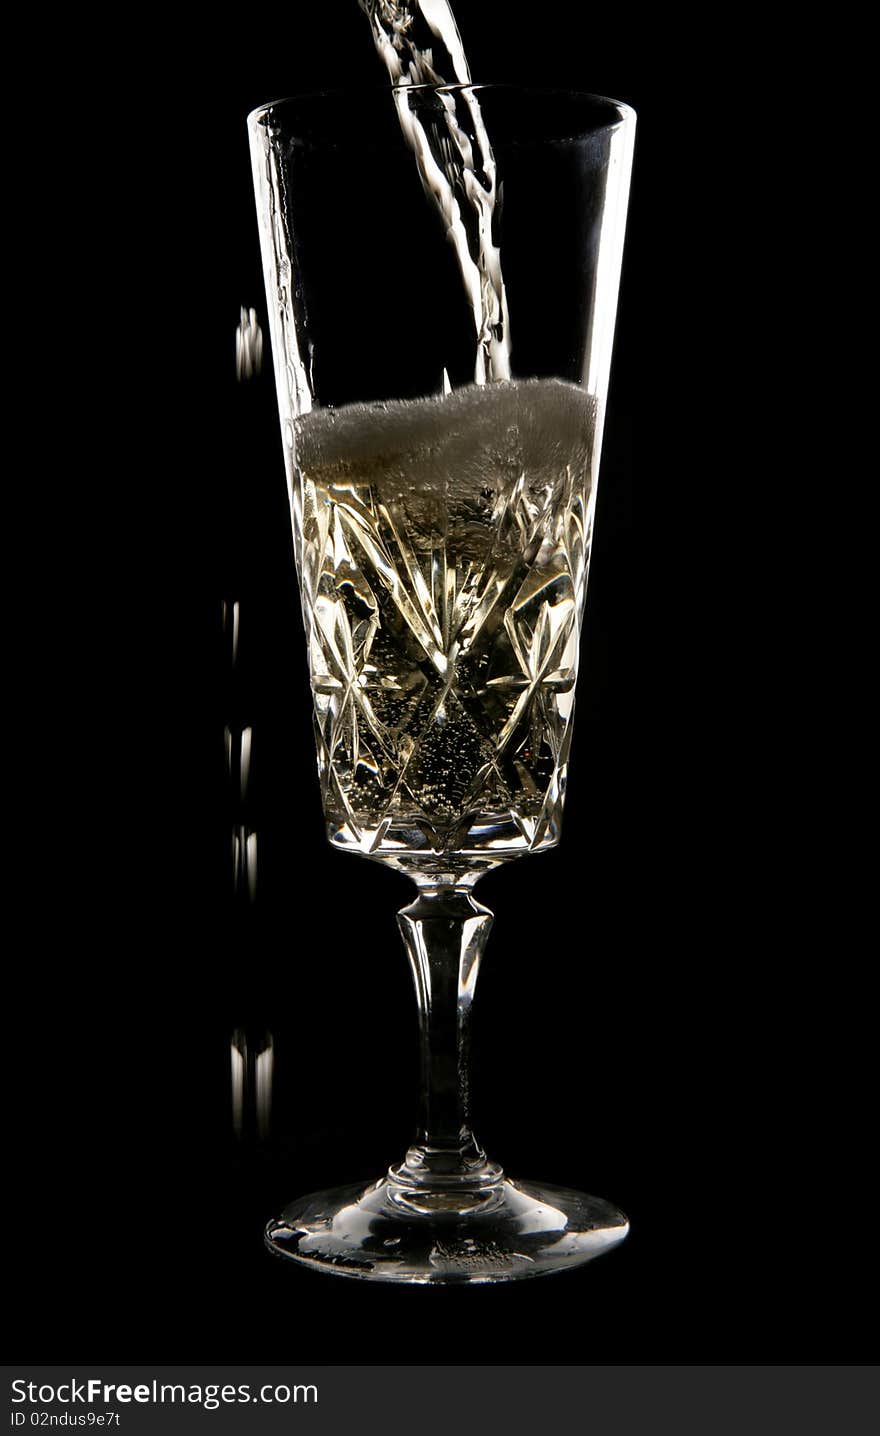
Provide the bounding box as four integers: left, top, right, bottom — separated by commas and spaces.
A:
288, 379, 596, 860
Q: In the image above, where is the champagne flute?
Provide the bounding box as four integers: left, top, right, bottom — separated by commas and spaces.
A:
249, 83, 635, 1282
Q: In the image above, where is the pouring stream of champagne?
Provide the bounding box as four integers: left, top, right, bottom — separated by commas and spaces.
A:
358, 0, 512, 384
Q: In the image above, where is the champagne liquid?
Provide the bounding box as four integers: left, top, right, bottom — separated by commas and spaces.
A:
358, 0, 511, 384
293, 379, 595, 858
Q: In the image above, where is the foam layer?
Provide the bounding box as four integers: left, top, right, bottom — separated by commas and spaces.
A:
294, 379, 595, 499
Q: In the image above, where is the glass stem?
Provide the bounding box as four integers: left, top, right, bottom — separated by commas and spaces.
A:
394, 886, 500, 1186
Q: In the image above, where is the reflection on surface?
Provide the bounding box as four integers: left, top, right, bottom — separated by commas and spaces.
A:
221, 598, 240, 670
231, 825, 258, 903
235, 306, 263, 382
223, 589, 257, 904
231, 1028, 274, 1141
224, 725, 253, 804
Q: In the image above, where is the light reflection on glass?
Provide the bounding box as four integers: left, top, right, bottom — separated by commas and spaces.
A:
255, 1043, 273, 1141
230, 1037, 245, 1136
223, 589, 256, 904
235, 306, 263, 382
221, 598, 241, 670
240, 725, 252, 796
230, 1028, 274, 1141
223, 725, 253, 806
231, 825, 257, 903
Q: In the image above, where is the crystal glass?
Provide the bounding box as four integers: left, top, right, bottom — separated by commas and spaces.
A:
248, 84, 635, 1282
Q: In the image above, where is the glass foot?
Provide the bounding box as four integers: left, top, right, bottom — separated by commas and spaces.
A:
266, 1172, 629, 1284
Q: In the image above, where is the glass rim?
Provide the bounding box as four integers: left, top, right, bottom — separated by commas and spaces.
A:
247, 83, 636, 133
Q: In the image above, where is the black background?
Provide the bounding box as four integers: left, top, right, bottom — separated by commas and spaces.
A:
8, 3, 871, 1367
